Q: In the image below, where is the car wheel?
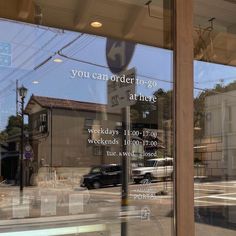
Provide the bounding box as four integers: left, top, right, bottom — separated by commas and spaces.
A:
92, 181, 101, 189
144, 173, 152, 182
134, 179, 140, 184
87, 184, 93, 190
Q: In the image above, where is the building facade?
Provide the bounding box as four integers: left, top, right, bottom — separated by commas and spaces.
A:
197, 90, 236, 178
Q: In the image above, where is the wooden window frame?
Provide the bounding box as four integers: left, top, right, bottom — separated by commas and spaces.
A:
173, 0, 194, 236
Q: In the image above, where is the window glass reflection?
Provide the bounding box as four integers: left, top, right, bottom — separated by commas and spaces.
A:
194, 0, 236, 234
0, 16, 173, 236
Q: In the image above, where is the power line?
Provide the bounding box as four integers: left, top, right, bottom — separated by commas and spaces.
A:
0, 34, 84, 99
11, 26, 45, 63
0, 18, 63, 34
0, 33, 58, 86
0, 26, 40, 81
23, 35, 92, 87
58, 51, 173, 84
65, 35, 95, 56
24, 60, 70, 87
58, 51, 109, 69
0, 21, 68, 84
58, 33, 84, 52
194, 86, 236, 98
12, 30, 48, 64
0, 29, 50, 84
64, 35, 89, 54
195, 75, 236, 84
11, 24, 26, 42
71, 37, 97, 56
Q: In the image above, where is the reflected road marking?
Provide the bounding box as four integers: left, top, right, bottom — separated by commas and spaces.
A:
0, 224, 107, 236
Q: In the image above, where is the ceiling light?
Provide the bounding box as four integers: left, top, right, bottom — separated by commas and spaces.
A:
53, 58, 63, 63
32, 80, 39, 84
90, 21, 102, 28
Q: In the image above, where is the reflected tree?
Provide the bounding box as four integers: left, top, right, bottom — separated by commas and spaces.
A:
0, 115, 28, 141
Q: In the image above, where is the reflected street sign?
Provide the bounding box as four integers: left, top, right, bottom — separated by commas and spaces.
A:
0, 42, 11, 67
106, 39, 135, 74
107, 68, 136, 110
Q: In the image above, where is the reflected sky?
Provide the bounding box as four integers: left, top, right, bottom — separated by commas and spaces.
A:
1, 19, 236, 130
0, 20, 173, 130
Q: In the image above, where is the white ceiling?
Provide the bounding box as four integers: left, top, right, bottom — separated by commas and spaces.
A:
33, 0, 168, 48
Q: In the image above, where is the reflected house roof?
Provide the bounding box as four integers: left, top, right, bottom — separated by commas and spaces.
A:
25, 95, 108, 115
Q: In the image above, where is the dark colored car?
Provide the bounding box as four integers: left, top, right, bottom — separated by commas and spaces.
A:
80, 164, 122, 189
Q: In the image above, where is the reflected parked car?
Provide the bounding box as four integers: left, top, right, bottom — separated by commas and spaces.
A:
132, 157, 173, 184
80, 164, 122, 189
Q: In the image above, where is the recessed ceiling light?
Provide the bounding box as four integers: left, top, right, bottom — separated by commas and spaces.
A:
32, 80, 39, 84
53, 58, 63, 63
90, 21, 102, 28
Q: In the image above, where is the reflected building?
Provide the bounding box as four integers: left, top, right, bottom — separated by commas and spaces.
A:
195, 90, 236, 179
25, 95, 122, 183
24, 95, 170, 184
0, 141, 8, 181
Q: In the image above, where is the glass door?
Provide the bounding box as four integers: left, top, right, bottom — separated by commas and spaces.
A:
0, 0, 174, 235
194, 0, 236, 235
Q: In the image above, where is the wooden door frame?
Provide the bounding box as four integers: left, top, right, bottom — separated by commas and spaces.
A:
173, 0, 194, 236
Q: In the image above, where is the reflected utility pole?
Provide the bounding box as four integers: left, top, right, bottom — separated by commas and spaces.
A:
18, 86, 28, 200
163, 121, 168, 193
121, 106, 130, 236
0, 145, 1, 180
50, 106, 53, 179
20, 99, 24, 195
16, 80, 19, 116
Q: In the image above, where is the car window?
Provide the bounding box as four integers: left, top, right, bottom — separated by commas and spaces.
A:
90, 167, 101, 174
103, 166, 121, 172
145, 160, 169, 167
156, 160, 165, 167
145, 160, 156, 167
103, 167, 109, 172
111, 166, 121, 172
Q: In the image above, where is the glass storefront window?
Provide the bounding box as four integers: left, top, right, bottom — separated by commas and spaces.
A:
194, 0, 236, 235
0, 1, 174, 235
